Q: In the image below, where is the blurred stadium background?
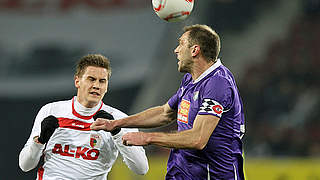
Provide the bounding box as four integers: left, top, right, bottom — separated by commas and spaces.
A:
1, 0, 320, 179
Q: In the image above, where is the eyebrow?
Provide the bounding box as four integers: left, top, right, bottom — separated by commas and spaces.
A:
87, 76, 106, 81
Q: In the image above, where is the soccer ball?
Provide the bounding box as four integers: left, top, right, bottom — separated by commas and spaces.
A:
152, 0, 194, 22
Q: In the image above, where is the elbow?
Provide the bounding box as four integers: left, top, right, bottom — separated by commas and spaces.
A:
161, 114, 176, 126
19, 161, 32, 172
161, 117, 173, 125
19, 151, 35, 172
137, 164, 149, 175
192, 138, 207, 150
139, 159, 149, 175
134, 161, 149, 175
128, 156, 149, 175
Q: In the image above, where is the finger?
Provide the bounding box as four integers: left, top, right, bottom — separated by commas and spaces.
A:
94, 118, 107, 125
122, 132, 133, 138
123, 139, 127, 146
125, 140, 132, 146
90, 123, 106, 130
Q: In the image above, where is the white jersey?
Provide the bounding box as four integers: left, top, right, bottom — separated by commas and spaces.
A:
19, 97, 149, 180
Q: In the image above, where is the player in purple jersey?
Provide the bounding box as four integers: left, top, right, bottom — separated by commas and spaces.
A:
91, 24, 245, 180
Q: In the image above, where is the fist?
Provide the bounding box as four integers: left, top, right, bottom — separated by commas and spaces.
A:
38, 115, 59, 144
122, 132, 149, 146
92, 110, 120, 135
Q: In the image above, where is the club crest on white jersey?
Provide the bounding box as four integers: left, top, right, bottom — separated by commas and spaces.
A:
90, 133, 102, 148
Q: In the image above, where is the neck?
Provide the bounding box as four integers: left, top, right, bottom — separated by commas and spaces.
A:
76, 95, 99, 108
73, 96, 101, 117
191, 58, 215, 80
76, 92, 100, 108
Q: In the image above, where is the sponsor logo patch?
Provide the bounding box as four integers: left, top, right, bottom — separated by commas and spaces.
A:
177, 99, 190, 124
52, 144, 100, 160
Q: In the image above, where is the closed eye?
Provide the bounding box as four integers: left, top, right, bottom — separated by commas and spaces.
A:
88, 77, 96, 81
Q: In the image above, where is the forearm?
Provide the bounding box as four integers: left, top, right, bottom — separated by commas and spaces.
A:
19, 137, 45, 172
112, 130, 149, 175
144, 115, 219, 150
146, 129, 205, 150
117, 106, 173, 128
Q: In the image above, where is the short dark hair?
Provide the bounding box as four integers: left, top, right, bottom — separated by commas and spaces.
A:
183, 24, 221, 62
75, 54, 111, 79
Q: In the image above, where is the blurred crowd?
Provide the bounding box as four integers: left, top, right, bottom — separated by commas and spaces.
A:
241, 8, 320, 157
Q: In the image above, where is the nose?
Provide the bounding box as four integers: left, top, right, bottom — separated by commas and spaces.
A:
93, 81, 100, 90
174, 46, 179, 54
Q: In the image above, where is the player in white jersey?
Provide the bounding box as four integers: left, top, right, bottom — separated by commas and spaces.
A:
19, 54, 149, 179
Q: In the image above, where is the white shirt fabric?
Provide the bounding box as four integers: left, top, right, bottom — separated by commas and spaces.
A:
19, 97, 149, 180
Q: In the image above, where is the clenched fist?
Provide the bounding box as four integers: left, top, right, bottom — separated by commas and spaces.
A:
122, 132, 149, 146
92, 110, 120, 135
38, 115, 59, 144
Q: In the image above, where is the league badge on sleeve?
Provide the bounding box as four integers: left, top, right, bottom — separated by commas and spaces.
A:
199, 98, 224, 118
90, 134, 102, 148
193, 91, 199, 101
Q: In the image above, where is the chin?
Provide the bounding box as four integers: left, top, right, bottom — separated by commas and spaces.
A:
88, 96, 101, 104
178, 67, 188, 73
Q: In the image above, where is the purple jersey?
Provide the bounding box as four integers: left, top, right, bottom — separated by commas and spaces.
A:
167, 60, 245, 180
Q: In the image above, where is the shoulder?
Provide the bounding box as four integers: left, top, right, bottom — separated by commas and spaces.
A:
181, 73, 193, 85
43, 99, 71, 109
38, 99, 72, 114
199, 66, 235, 97
205, 66, 233, 87
101, 104, 128, 120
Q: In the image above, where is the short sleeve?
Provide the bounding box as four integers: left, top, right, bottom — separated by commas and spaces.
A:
198, 76, 233, 118
168, 90, 179, 110
168, 74, 191, 110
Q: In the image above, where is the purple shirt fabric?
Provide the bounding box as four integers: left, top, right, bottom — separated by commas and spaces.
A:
167, 60, 245, 180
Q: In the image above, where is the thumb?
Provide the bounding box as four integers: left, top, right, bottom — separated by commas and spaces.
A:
90, 119, 105, 130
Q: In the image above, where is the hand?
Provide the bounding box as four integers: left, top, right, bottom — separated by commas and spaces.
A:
122, 132, 149, 146
38, 115, 59, 144
92, 110, 121, 135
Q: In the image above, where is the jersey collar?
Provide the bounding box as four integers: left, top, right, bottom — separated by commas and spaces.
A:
193, 58, 222, 84
72, 96, 103, 120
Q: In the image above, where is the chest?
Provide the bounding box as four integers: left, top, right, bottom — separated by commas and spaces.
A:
176, 84, 202, 129
45, 107, 114, 160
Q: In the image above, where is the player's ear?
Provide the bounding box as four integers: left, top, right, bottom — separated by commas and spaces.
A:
191, 45, 200, 57
74, 76, 80, 88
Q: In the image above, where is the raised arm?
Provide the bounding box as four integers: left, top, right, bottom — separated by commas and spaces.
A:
91, 103, 177, 131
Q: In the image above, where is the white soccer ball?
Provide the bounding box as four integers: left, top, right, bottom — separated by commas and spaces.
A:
152, 0, 194, 22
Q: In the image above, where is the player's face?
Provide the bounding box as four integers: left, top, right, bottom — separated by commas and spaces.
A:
75, 66, 109, 108
174, 32, 193, 73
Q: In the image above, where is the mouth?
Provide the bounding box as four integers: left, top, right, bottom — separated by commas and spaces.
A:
89, 92, 100, 96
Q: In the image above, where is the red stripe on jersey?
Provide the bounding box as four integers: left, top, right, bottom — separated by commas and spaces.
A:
58, 118, 92, 131
72, 97, 103, 120
38, 166, 44, 180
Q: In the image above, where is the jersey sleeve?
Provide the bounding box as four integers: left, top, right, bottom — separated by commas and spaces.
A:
168, 74, 190, 110
19, 104, 51, 172
112, 128, 149, 175
110, 110, 149, 175
168, 89, 179, 110
198, 76, 233, 118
